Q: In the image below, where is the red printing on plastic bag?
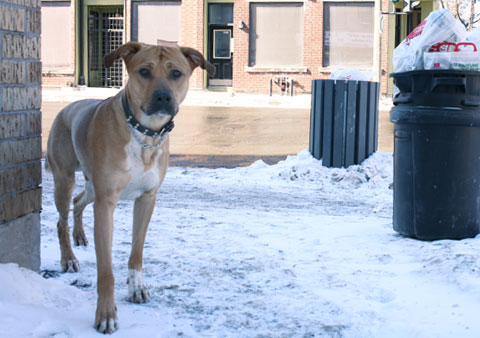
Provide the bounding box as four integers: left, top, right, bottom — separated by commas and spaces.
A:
454, 42, 477, 52
406, 20, 427, 45
428, 42, 457, 52
428, 42, 477, 53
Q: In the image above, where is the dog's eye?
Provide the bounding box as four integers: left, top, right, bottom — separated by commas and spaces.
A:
170, 69, 182, 79
139, 68, 152, 79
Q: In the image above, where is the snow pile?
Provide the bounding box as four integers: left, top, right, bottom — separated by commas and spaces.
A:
0, 263, 73, 304
179, 150, 392, 192
269, 150, 391, 190
171, 150, 393, 216
0, 263, 87, 338
3, 150, 480, 337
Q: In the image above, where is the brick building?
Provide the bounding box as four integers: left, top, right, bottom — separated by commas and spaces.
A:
41, 0, 403, 95
0, 0, 42, 271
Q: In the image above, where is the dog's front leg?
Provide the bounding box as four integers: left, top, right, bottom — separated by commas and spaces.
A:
127, 189, 157, 303
93, 193, 122, 334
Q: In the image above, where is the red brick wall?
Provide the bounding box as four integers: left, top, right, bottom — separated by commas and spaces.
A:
181, 0, 205, 89
41, 0, 391, 94
178, 0, 392, 93
380, 0, 390, 94
229, 0, 389, 94
232, 0, 328, 95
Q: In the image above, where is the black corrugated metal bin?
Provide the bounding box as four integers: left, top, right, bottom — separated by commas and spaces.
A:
391, 70, 480, 240
309, 79, 379, 168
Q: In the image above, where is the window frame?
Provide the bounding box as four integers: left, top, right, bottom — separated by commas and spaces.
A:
131, 0, 182, 44
247, 1, 305, 72
320, 0, 376, 72
213, 29, 232, 59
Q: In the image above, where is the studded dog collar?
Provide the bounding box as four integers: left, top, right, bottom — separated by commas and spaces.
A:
121, 92, 175, 150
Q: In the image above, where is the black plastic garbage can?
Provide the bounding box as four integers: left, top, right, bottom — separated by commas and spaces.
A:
391, 70, 480, 240
309, 79, 379, 168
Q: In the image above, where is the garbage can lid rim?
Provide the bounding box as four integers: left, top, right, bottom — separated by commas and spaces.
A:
390, 69, 480, 78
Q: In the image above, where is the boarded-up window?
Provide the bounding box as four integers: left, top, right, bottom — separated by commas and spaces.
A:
132, 1, 181, 44
249, 3, 303, 67
323, 2, 374, 68
41, 2, 73, 72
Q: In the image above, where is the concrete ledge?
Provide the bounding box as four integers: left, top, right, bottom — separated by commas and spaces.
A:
245, 66, 308, 73
0, 212, 40, 272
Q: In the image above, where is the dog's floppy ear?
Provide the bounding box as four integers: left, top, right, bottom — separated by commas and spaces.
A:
104, 42, 142, 68
180, 47, 216, 77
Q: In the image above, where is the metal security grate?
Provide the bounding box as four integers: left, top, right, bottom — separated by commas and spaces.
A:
88, 7, 124, 87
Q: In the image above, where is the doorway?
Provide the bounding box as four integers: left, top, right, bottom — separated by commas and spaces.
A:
87, 6, 124, 87
207, 3, 233, 87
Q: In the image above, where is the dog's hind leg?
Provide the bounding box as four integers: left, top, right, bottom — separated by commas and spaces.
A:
53, 169, 79, 272
73, 181, 95, 246
47, 114, 80, 272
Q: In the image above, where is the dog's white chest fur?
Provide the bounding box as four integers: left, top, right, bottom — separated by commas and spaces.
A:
121, 138, 162, 200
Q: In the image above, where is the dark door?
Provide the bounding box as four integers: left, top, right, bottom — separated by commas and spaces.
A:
207, 3, 233, 87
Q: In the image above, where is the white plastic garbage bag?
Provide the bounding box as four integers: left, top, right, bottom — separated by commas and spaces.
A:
466, 27, 480, 46
424, 52, 453, 69
424, 52, 480, 70
393, 9, 466, 72
424, 42, 480, 71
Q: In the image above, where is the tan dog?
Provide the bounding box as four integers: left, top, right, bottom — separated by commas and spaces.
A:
46, 42, 215, 333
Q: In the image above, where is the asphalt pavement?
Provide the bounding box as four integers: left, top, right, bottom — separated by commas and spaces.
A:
41, 88, 394, 168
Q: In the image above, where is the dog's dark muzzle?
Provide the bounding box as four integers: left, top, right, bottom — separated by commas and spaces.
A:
146, 89, 177, 116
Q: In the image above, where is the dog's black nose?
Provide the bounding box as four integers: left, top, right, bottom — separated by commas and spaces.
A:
148, 90, 176, 116
153, 90, 172, 104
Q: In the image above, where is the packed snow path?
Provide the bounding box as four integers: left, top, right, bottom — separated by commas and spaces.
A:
2, 151, 480, 337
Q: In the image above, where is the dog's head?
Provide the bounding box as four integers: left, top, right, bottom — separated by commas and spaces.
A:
104, 41, 215, 123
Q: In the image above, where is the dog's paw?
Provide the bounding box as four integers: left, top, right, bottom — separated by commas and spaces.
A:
73, 225, 89, 247
129, 286, 150, 304
61, 256, 80, 273
127, 269, 150, 303
94, 300, 118, 334
96, 318, 118, 334
73, 231, 89, 247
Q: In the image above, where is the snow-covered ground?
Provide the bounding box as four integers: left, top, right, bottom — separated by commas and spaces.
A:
2, 151, 480, 337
